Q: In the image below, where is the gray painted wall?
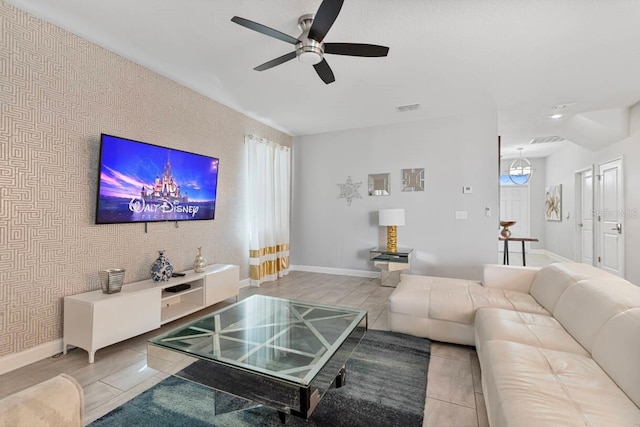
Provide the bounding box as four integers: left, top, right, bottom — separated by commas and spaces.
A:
544, 143, 592, 259
291, 112, 499, 280
544, 102, 640, 284
529, 158, 547, 250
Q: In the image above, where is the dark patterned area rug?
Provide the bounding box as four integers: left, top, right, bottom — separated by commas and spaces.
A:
90, 330, 430, 427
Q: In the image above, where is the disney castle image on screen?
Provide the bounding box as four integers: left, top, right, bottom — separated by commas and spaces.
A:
96, 134, 219, 224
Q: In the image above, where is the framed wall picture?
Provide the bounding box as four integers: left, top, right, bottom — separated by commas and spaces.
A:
545, 184, 562, 221
402, 168, 424, 191
368, 173, 390, 196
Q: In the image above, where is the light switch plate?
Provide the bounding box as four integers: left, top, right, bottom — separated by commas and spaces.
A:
455, 211, 468, 220
463, 186, 473, 194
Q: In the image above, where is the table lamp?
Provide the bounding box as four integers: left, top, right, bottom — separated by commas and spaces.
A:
379, 208, 405, 252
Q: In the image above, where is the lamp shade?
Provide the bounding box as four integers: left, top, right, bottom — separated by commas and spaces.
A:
379, 209, 405, 226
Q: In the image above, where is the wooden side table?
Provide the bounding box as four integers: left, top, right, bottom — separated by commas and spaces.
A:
499, 237, 539, 266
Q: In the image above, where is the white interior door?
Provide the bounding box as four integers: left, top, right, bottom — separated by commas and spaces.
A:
596, 158, 624, 277
575, 167, 594, 265
500, 184, 530, 253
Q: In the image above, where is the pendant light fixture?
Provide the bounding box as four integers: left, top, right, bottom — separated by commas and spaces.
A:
508, 148, 533, 184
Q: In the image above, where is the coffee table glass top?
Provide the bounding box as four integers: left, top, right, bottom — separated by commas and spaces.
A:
149, 295, 367, 386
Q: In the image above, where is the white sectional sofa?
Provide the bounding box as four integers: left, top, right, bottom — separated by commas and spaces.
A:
389, 263, 640, 426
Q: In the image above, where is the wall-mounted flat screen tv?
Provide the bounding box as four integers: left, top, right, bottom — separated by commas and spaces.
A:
96, 134, 219, 224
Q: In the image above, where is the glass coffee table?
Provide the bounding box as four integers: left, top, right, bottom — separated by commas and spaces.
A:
148, 295, 367, 422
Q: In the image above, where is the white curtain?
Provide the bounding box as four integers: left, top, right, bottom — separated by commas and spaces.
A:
246, 135, 291, 286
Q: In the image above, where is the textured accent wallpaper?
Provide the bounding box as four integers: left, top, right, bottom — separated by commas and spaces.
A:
0, 3, 291, 357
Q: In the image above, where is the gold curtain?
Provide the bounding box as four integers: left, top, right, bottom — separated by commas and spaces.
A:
249, 244, 290, 281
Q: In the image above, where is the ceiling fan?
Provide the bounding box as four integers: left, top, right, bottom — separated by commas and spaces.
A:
231, 0, 389, 84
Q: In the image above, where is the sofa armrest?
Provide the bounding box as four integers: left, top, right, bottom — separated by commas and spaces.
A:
0, 374, 84, 427
482, 264, 540, 294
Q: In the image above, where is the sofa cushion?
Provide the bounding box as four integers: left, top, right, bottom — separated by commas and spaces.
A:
553, 278, 640, 353
474, 307, 589, 356
480, 340, 640, 427
390, 275, 479, 320
389, 275, 479, 345
482, 264, 540, 293
591, 307, 640, 408
387, 276, 432, 317
429, 279, 475, 323
529, 263, 620, 313
470, 286, 549, 317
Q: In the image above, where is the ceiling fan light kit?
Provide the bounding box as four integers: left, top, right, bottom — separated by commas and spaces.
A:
296, 15, 323, 65
297, 48, 323, 65
231, 0, 389, 84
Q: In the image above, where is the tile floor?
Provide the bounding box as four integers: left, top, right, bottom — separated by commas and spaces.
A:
0, 254, 556, 426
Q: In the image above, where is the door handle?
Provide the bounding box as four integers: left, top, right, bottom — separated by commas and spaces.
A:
611, 223, 622, 234
578, 223, 583, 227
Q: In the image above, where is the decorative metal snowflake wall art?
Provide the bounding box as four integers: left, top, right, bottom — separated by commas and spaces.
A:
337, 176, 362, 206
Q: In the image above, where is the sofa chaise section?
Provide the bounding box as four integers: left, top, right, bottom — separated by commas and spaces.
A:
389, 265, 549, 346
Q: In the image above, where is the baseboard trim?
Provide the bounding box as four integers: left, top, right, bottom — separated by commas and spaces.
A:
0, 339, 64, 376
530, 249, 574, 263
290, 265, 379, 279
239, 278, 251, 288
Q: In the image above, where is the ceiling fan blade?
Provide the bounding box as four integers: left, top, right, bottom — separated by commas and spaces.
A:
254, 51, 297, 71
231, 16, 298, 45
308, 0, 344, 43
313, 58, 336, 84
324, 43, 389, 57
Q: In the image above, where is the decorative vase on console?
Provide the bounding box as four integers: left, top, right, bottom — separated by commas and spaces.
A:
151, 250, 174, 281
500, 221, 516, 238
193, 247, 207, 273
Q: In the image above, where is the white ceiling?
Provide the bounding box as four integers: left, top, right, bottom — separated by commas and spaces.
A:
8, 0, 640, 158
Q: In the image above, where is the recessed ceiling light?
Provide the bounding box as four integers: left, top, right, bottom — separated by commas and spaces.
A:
549, 114, 563, 119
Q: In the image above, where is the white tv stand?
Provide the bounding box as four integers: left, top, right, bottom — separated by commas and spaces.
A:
63, 264, 239, 363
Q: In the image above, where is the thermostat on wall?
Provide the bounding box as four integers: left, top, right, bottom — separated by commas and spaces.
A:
463, 186, 473, 194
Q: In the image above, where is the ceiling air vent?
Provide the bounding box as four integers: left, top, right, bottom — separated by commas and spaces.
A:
529, 136, 565, 144
396, 103, 421, 112
552, 103, 576, 110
